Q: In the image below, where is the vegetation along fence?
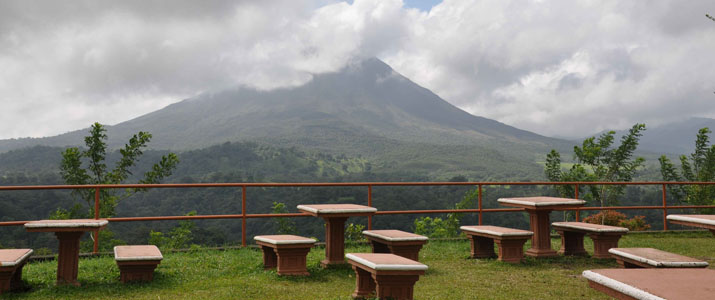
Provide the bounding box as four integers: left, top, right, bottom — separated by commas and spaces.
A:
0, 181, 713, 253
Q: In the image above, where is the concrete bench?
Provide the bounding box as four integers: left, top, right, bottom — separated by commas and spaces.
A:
0, 249, 32, 294
667, 214, 715, 236
114, 245, 163, 283
552, 222, 628, 259
460, 225, 533, 263
254, 235, 316, 276
346, 253, 427, 300
362, 230, 428, 261
583, 268, 715, 300
609, 247, 709, 269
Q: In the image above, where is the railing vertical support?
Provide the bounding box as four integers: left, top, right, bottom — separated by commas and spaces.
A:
241, 185, 247, 247
662, 184, 668, 231
574, 183, 580, 221
478, 184, 483, 225
367, 185, 373, 230
93, 187, 100, 254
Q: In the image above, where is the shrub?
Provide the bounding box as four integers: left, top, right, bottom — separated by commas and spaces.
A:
582, 210, 650, 231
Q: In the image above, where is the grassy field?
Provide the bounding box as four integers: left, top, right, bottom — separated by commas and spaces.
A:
3, 231, 713, 299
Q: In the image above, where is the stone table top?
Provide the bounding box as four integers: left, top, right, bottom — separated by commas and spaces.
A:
24, 219, 109, 232
498, 196, 585, 210
297, 204, 377, 217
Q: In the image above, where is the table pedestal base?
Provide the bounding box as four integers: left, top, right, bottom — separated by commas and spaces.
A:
525, 209, 557, 258
56, 231, 84, 286
322, 217, 348, 267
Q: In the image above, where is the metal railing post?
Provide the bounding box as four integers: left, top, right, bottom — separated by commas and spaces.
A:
662, 184, 668, 231
478, 184, 483, 225
574, 183, 580, 221
242, 185, 247, 247
367, 185, 373, 230
93, 187, 100, 254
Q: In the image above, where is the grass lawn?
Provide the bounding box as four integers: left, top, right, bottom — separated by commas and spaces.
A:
3, 231, 713, 299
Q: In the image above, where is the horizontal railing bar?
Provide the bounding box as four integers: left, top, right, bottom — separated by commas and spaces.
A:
2, 204, 713, 226
0, 181, 713, 191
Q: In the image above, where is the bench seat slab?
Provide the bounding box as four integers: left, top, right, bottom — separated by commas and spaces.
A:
609, 248, 709, 268
0, 249, 33, 294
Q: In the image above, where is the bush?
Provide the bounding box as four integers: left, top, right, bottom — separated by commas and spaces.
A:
345, 223, 366, 242
582, 210, 650, 231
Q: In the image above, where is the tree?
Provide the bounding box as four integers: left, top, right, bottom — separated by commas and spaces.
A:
58, 122, 179, 219
545, 124, 646, 222
659, 127, 715, 212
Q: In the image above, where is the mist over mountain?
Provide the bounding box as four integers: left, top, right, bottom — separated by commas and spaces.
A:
579, 117, 715, 155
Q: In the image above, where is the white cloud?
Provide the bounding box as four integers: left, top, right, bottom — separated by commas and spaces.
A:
0, 0, 714, 139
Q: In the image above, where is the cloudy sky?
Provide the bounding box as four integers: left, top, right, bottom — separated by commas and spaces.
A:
1, 0, 714, 139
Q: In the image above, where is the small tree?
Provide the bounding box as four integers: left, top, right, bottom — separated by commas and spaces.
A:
659, 127, 715, 212
545, 124, 646, 223
58, 122, 179, 218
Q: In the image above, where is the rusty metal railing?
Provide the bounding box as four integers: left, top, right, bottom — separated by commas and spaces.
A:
0, 181, 713, 253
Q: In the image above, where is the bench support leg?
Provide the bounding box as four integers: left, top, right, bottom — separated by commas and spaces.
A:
615, 258, 642, 269
388, 245, 424, 262
589, 234, 623, 259
467, 235, 496, 259
261, 246, 278, 269
495, 238, 528, 263
117, 261, 160, 283
710, 229, 715, 237
351, 266, 376, 299
0, 268, 14, 294
370, 240, 390, 254
275, 247, 311, 276
322, 217, 348, 267
374, 274, 420, 300
556, 230, 588, 256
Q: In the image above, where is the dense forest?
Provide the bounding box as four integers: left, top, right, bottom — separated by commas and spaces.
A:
0, 141, 690, 254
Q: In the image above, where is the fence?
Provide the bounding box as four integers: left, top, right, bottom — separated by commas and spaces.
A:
1, 181, 713, 253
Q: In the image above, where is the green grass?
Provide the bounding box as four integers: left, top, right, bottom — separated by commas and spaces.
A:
4, 231, 713, 299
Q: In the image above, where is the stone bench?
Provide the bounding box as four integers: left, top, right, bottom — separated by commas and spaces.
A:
362, 230, 428, 261
254, 235, 316, 276
114, 245, 163, 283
0, 249, 32, 294
346, 253, 427, 300
608, 247, 709, 269
460, 225, 533, 263
552, 222, 628, 259
666, 214, 715, 236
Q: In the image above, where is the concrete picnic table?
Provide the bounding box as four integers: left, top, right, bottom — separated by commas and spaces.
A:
297, 204, 377, 266
497, 196, 585, 257
666, 214, 715, 235
583, 268, 715, 300
24, 219, 108, 285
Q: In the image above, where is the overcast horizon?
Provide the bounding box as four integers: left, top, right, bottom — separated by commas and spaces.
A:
1, 0, 714, 140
